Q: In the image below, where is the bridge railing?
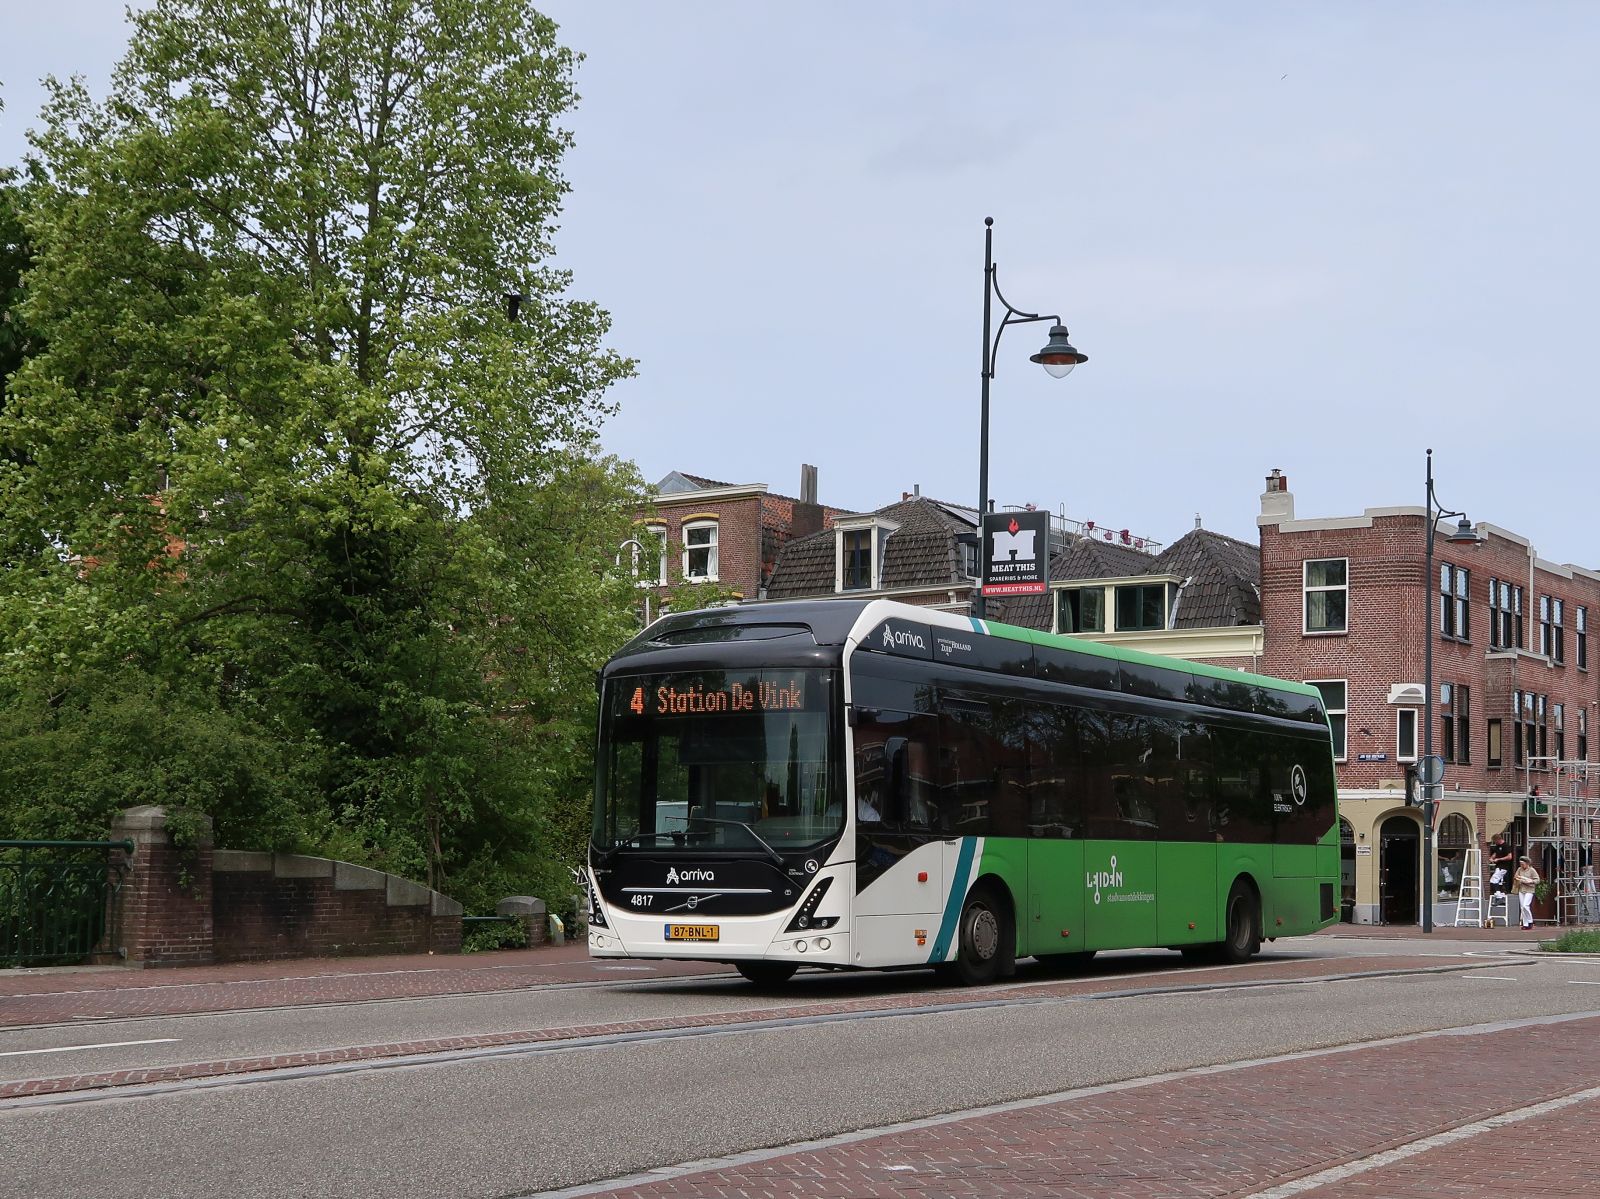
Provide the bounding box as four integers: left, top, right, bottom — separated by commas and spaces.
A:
0, 840, 134, 967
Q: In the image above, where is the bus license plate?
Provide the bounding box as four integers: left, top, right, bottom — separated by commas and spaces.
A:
664, 923, 719, 942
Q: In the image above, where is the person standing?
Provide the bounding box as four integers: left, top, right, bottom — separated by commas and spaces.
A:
1513, 856, 1542, 931
1486, 835, 1515, 926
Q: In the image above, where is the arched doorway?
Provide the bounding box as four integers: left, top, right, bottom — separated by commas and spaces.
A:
1339, 817, 1357, 922
1380, 814, 1420, 925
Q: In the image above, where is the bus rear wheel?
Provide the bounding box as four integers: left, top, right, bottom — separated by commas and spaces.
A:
1218, 881, 1261, 964
734, 961, 798, 985
952, 887, 1011, 986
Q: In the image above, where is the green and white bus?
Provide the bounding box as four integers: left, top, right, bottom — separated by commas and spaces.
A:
587, 599, 1339, 985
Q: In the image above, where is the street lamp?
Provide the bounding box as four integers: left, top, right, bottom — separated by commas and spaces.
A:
1421, 447, 1483, 933
616, 538, 653, 627
973, 216, 1086, 620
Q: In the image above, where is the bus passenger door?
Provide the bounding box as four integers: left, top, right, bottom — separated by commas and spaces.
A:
1022, 704, 1085, 958
1082, 714, 1159, 951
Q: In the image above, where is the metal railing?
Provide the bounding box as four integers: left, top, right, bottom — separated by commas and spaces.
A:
0, 840, 133, 967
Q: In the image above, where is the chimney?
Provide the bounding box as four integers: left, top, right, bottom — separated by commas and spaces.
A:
791, 464, 824, 539
1258, 468, 1295, 526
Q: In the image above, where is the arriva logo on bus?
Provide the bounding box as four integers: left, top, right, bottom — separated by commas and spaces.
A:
666, 867, 715, 885
881, 624, 928, 652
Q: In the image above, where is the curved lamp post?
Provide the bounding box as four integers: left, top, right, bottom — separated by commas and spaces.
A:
616, 538, 653, 626
1422, 448, 1483, 932
974, 217, 1086, 620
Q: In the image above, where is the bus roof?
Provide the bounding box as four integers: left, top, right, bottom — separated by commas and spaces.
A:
620, 598, 1318, 705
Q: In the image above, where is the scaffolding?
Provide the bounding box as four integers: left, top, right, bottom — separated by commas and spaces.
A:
1522, 758, 1600, 926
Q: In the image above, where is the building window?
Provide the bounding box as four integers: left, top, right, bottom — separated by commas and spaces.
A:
1539, 595, 1564, 661
1308, 680, 1348, 761
1438, 814, 1472, 898
1058, 587, 1105, 634
1441, 564, 1470, 640
1580, 709, 1588, 762
1303, 559, 1348, 634
1555, 702, 1565, 762
633, 525, 667, 587
1440, 682, 1455, 764
1514, 690, 1547, 767
1579, 606, 1589, 670
1397, 707, 1418, 763
1490, 578, 1523, 650
1457, 684, 1470, 765
1114, 583, 1167, 632
841, 529, 873, 590
1487, 719, 1503, 768
682, 520, 718, 582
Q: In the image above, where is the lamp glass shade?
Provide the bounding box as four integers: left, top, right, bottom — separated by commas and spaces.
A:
1031, 324, 1087, 379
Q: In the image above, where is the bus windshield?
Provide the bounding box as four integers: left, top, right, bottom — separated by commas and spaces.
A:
595, 668, 839, 854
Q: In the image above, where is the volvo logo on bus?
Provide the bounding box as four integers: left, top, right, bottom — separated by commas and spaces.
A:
666, 867, 715, 885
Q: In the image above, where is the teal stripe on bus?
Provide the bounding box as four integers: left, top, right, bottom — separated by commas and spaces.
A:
929, 837, 978, 963
968, 617, 988, 635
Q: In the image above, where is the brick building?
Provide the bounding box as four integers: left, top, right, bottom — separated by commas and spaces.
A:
1257, 469, 1600, 927
631, 466, 836, 608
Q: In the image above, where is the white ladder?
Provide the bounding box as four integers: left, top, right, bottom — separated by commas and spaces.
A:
1486, 891, 1511, 928
1454, 847, 1484, 928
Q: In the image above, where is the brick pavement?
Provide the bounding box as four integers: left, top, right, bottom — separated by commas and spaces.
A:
567, 1012, 1600, 1199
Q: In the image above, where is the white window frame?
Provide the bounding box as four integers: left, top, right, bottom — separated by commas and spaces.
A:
1303, 558, 1349, 635
635, 525, 668, 587
682, 520, 719, 582
1396, 707, 1419, 763
832, 518, 898, 593
1306, 679, 1349, 762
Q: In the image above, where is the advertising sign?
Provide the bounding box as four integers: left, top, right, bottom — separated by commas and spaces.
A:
980, 510, 1050, 596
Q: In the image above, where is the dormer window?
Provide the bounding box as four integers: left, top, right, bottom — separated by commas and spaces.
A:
834, 517, 898, 593
842, 530, 873, 590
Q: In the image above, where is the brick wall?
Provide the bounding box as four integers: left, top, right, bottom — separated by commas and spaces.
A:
106, 807, 466, 965
109, 806, 215, 967
1260, 512, 1600, 800
210, 853, 463, 962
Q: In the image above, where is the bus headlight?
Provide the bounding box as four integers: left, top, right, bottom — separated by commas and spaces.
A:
785, 876, 835, 933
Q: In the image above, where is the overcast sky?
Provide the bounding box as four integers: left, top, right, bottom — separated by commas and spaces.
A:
5, 3, 1599, 558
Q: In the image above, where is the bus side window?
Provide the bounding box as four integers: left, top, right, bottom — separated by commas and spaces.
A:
1025, 704, 1080, 839
853, 709, 936, 830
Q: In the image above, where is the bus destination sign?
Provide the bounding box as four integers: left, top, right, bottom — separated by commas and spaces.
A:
629, 676, 810, 717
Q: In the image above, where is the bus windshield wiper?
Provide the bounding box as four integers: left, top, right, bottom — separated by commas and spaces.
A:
686, 817, 784, 866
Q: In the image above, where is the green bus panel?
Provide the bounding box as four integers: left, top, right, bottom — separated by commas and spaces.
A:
1083, 841, 1157, 951
1156, 842, 1217, 945
1024, 840, 1084, 957
1273, 843, 1320, 878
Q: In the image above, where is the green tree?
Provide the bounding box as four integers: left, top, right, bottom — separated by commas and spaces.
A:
0, 0, 639, 904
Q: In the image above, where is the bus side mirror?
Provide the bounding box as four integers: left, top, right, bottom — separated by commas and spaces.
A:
883, 736, 909, 823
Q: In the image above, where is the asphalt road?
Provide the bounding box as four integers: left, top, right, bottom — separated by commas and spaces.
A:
7, 938, 1598, 1199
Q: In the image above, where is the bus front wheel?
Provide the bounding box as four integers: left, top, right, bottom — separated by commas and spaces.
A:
1218, 881, 1261, 964
735, 961, 798, 985
952, 886, 1011, 986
